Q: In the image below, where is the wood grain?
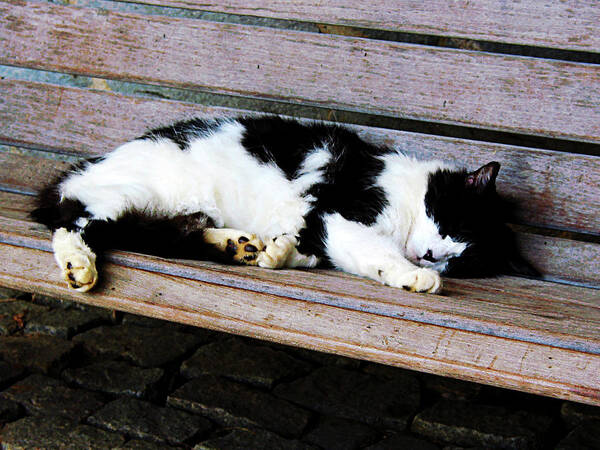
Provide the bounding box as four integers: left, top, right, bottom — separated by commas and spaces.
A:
134, 0, 600, 53
1, 1, 599, 143
1, 208, 598, 355
2, 80, 599, 235
1, 242, 599, 405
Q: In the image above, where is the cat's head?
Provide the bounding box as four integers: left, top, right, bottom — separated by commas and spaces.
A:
405, 162, 538, 278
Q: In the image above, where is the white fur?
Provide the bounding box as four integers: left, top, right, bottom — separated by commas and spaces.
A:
321, 153, 468, 293
60, 121, 322, 241
374, 153, 467, 268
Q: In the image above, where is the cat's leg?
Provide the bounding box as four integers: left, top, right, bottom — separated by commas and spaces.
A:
52, 226, 98, 292
323, 213, 442, 294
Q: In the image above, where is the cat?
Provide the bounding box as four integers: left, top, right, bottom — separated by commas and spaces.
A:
31, 116, 537, 294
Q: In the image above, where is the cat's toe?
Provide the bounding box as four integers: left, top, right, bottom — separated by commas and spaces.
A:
203, 228, 265, 265
61, 254, 98, 292
257, 234, 297, 269
386, 268, 442, 294
225, 235, 264, 265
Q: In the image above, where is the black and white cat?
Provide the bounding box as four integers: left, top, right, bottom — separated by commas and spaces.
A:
32, 116, 536, 294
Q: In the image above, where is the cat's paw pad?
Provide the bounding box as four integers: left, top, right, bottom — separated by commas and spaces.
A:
61, 253, 98, 292
385, 268, 442, 294
225, 235, 264, 265
257, 234, 297, 269
203, 228, 265, 266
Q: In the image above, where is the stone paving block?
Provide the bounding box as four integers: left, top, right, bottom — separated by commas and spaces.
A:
0, 333, 76, 374
411, 400, 553, 449
72, 324, 204, 367
195, 428, 318, 450
0, 360, 25, 389
123, 313, 188, 330
555, 420, 600, 449
168, 375, 311, 438
122, 313, 220, 341
0, 415, 126, 449
30, 293, 78, 309
274, 366, 420, 430
2, 373, 105, 421
419, 373, 483, 401
0, 397, 23, 424
181, 337, 311, 389
88, 397, 211, 445
0, 300, 48, 335
364, 433, 441, 449
117, 439, 182, 449
302, 416, 380, 450
63, 360, 164, 399
25, 306, 111, 339
278, 345, 362, 369
561, 401, 600, 428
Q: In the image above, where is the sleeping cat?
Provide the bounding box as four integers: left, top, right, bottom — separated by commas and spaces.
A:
31, 116, 536, 294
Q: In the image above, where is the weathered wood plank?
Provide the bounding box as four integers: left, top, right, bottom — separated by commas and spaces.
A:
1, 210, 598, 356
2, 80, 599, 234
515, 233, 600, 288
2, 187, 597, 287
0, 150, 71, 194
137, 0, 600, 53
1, 1, 599, 143
1, 242, 599, 405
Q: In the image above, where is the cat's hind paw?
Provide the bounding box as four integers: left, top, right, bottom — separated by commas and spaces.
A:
61, 253, 98, 292
383, 267, 442, 294
203, 228, 265, 265
257, 234, 297, 269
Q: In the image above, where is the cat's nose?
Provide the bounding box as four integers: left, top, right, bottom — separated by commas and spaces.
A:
422, 249, 437, 263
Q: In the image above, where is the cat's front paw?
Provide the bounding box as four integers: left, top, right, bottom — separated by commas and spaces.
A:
382, 267, 442, 294
61, 253, 98, 292
257, 234, 297, 269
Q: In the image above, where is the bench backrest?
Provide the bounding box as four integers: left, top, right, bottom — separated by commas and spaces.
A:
0, 0, 598, 288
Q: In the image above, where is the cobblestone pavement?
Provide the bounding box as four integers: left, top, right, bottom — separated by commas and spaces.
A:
0, 287, 598, 449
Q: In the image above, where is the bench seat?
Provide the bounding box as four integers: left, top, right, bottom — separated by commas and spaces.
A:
1, 0, 598, 405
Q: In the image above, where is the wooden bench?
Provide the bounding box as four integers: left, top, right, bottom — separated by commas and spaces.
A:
1, 0, 599, 405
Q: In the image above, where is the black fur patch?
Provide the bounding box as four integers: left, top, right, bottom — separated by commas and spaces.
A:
239, 117, 390, 262
30, 158, 100, 231
140, 118, 227, 150
425, 168, 538, 278
79, 211, 237, 263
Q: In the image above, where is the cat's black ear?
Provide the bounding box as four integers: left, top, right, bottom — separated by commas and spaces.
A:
465, 161, 500, 194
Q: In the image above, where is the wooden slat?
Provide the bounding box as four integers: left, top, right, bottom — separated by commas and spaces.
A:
2, 80, 599, 235
516, 233, 600, 288
136, 0, 600, 53
1, 242, 599, 405
2, 187, 597, 287
0, 151, 71, 194
1, 206, 599, 356
1, 1, 599, 143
